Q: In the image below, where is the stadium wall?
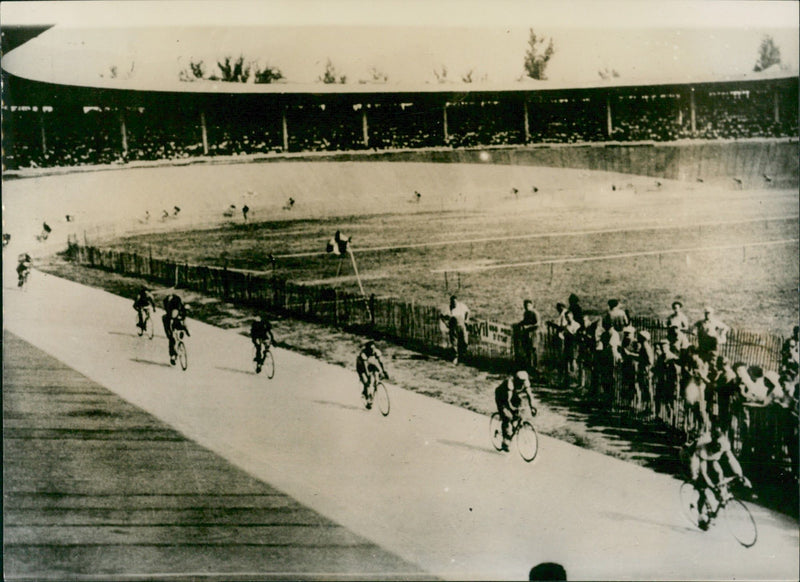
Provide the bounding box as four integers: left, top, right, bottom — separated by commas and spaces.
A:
317, 139, 799, 189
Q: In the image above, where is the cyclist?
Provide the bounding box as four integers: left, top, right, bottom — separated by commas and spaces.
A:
133, 287, 156, 332
357, 340, 388, 406
250, 314, 275, 373
162, 293, 190, 365
687, 423, 752, 530
16, 253, 32, 287
494, 370, 537, 452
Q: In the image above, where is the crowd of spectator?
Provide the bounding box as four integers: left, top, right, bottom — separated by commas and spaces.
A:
3, 84, 796, 169
512, 295, 799, 475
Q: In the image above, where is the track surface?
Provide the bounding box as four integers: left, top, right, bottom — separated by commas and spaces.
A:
2, 330, 427, 581
3, 270, 799, 581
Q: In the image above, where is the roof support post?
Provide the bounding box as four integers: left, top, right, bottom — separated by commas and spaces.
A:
281, 106, 289, 152
443, 102, 449, 145
605, 95, 613, 138
523, 100, 530, 143
39, 108, 47, 157
119, 109, 128, 157
773, 91, 780, 124
200, 110, 209, 155
690, 88, 697, 135
361, 106, 369, 148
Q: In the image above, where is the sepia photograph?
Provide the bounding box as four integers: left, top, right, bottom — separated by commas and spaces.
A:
2, 0, 798, 579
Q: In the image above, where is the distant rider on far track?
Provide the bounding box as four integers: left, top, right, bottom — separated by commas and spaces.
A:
16, 253, 32, 287
162, 293, 190, 365
357, 340, 388, 406
495, 370, 537, 452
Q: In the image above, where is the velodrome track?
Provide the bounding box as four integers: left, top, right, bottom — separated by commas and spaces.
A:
3, 268, 799, 581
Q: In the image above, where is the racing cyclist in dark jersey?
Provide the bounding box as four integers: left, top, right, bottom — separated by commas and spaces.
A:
495, 370, 537, 452
133, 287, 157, 332
250, 314, 275, 373
162, 293, 190, 365
357, 341, 388, 407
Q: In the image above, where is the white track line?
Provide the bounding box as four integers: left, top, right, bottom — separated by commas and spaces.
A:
431, 238, 799, 273
273, 214, 799, 259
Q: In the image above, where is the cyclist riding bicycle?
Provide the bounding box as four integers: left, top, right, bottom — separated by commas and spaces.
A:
357, 341, 388, 404
250, 314, 275, 373
16, 253, 32, 287
162, 293, 190, 365
687, 423, 752, 530
495, 370, 537, 452
133, 287, 156, 331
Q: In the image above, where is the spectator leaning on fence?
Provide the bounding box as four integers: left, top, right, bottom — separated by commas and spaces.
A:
667, 301, 689, 341
637, 330, 655, 416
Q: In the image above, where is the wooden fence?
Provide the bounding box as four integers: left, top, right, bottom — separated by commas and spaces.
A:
67, 243, 797, 478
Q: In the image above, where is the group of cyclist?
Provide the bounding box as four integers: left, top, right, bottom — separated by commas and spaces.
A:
131, 284, 751, 532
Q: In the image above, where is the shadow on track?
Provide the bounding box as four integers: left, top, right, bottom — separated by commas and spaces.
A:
215, 366, 258, 376
130, 357, 172, 368
109, 331, 148, 339
313, 399, 364, 412
437, 438, 497, 456
597, 510, 697, 535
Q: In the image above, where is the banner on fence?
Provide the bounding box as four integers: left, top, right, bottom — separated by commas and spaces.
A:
468, 319, 513, 348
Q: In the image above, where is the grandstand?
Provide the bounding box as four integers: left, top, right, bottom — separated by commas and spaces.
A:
2, 27, 798, 175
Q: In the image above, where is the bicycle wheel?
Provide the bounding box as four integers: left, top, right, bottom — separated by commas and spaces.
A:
374, 381, 390, 416
145, 315, 154, 339
516, 421, 539, 462
722, 498, 757, 547
490, 413, 504, 451
176, 341, 188, 371
137, 316, 144, 336
679, 482, 701, 527
263, 350, 275, 379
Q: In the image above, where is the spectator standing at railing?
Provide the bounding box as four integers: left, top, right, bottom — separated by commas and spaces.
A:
654, 339, 681, 424
603, 299, 629, 333
780, 325, 799, 386
637, 330, 655, 417
667, 300, 690, 341
561, 310, 582, 388
598, 322, 622, 402
568, 293, 585, 327
447, 295, 470, 364
515, 299, 541, 378
620, 326, 640, 409
713, 357, 739, 434
549, 303, 570, 375
695, 307, 730, 365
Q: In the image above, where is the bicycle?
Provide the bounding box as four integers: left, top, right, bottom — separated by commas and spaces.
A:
136, 307, 154, 339
171, 327, 188, 371
253, 339, 275, 378
490, 405, 539, 462
362, 369, 390, 416
679, 475, 757, 547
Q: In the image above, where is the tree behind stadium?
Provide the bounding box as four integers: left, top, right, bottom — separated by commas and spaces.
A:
753, 35, 781, 72
523, 29, 555, 80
